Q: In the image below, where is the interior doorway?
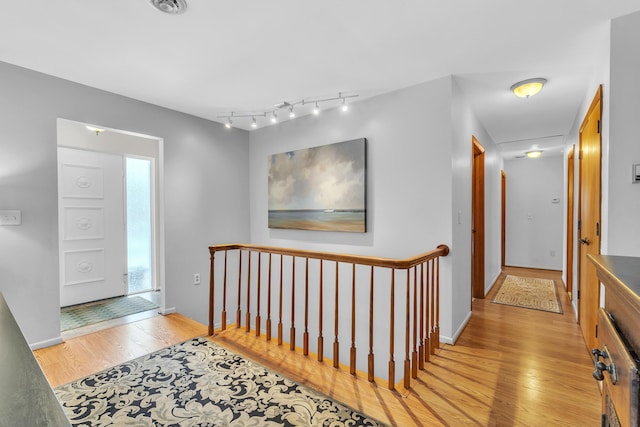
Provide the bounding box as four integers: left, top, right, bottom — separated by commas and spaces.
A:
57, 119, 162, 310
472, 136, 486, 299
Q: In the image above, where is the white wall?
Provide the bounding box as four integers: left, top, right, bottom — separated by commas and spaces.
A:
451, 77, 503, 337
246, 78, 455, 380
608, 10, 640, 256
0, 61, 250, 347
505, 156, 564, 270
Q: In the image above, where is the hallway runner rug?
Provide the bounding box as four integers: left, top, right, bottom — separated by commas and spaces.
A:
54, 337, 386, 426
60, 296, 159, 331
491, 275, 563, 314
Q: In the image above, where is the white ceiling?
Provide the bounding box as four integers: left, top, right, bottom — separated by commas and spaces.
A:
1, 1, 639, 158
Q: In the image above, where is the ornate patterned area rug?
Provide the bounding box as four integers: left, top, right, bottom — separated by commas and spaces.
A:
491, 275, 563, 314
55, 337, 387, 426
60, 295, 159, 331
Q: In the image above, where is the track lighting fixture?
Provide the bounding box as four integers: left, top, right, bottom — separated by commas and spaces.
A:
217, 92, 358, 130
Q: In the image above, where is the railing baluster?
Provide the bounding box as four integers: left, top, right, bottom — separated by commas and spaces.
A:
222, 250, 228, 331
290, 255, 296, 351
236, 251, 242, 329
350, 263, 357, 375
256, 252, 262, 337
404, 269, 411, 389
266, 253, 272, 341
412, 266, 418, 379
246, 251, 251, 333
430, 258, 436, 355
208, 250, 215, 336
424, 261, 430, 363
419, 262, 425, 370
278, 254, 283, 346
388, 268, 395, 390
368, 265, 375, 382
303, 257, 309, 356
318, 260, 324, 362
434, 257, 441, 352
333, 261, 340, 369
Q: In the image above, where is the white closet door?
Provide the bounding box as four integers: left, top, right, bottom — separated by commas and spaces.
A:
58, 147, 126, 307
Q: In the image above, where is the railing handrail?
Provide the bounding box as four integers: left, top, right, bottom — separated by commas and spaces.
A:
209, 243, 449, 270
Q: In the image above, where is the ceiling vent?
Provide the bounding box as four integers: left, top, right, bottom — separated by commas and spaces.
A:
149, 0, 187, 15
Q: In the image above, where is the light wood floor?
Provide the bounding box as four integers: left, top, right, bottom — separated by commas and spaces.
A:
35, 267, 601, 426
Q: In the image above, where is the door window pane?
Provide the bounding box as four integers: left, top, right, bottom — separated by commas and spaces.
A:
126, 157, 153, 293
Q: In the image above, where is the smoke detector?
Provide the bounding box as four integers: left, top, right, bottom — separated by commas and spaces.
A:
149, 0, 188, 14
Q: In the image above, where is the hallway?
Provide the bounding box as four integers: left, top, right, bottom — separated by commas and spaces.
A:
35, 267, 601, 426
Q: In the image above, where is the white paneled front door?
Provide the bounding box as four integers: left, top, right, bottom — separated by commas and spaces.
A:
58, 147, 126, 307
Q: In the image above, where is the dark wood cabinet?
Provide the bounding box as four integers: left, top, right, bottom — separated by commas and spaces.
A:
589, 255, 640, 427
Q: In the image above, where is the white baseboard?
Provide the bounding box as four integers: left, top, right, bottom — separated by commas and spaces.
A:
29, 336, 63, 350
441, 310, 473, 345
160, 307, 176, 315
486, 270, 502, 295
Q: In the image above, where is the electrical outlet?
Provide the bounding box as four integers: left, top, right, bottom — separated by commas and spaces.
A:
193, 273, 201, 285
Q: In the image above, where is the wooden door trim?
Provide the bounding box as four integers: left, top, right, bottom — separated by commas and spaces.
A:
501, 170, 506, 268
565, 146, 575, 300
472, 136, 485, 299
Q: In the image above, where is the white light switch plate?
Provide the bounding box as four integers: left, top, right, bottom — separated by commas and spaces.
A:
0, 210, 21, 225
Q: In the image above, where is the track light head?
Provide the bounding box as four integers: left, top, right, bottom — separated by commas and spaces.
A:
270, 111, 278, 123
289, 106, 296, 118
341, 97, 349, 112
251, 117, 257, 128
313, 103, 320, 115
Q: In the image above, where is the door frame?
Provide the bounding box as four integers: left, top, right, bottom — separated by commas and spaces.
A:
472, 136, 485, 299
56, 119, 165, 311
501, 170, 506, 268
565, 146, 575, 300
577, 86, 603, 346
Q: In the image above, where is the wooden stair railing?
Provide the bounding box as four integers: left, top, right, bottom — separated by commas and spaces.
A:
208, 243, 449, 391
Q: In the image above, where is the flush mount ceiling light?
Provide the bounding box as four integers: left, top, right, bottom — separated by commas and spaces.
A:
86, 125, 105, 135
511, 78, 547, 98
149, 0, 188, 15
526, 150, 543, 158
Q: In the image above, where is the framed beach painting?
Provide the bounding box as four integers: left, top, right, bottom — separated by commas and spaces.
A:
268, 138, 366, 232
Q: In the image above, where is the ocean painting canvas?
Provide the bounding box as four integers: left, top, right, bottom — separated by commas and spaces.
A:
268, 138, 366, 232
